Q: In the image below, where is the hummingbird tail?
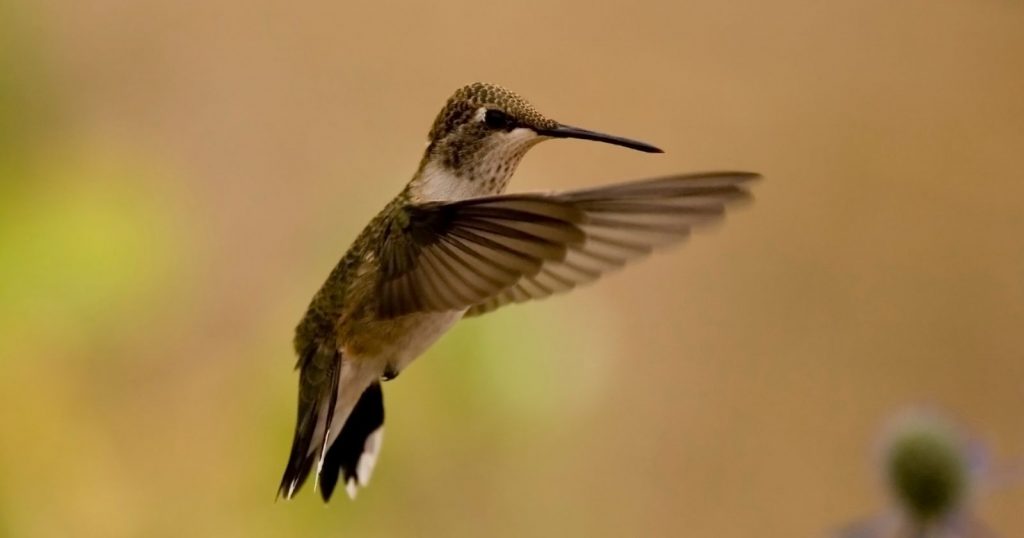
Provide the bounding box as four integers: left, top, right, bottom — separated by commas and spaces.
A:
317, 382, 385, 501
277, 344, 341, 500
278, 345, 385, 502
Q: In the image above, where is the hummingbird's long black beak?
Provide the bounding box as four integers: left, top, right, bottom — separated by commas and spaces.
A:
536, 123, 663, 153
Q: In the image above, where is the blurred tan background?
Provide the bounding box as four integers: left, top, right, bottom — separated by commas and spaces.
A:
1, 0, 1022, 536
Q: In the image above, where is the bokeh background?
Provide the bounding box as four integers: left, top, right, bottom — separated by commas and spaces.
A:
2, 0, 1022, 536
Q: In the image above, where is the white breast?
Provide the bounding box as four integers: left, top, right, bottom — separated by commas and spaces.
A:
415, 162, 494, 202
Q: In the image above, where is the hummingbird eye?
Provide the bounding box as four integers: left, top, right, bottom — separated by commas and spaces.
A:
483, 109, 514, 130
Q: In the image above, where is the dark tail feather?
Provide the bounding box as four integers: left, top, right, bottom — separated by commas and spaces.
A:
277, 345, 341, 499
319, 382, 385, 501
277, 421, 316, 499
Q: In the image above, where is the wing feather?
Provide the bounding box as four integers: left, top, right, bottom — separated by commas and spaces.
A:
376, 172, 759, 318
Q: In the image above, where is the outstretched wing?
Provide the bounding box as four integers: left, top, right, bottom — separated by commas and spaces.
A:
376, 171, 759, 319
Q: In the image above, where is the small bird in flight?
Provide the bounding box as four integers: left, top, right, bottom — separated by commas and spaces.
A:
278, 82, 760, 501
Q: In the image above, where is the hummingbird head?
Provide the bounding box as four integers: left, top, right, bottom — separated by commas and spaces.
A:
411, 82, 662, 201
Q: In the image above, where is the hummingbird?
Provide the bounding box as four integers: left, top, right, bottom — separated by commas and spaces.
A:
278, 82, 759, 502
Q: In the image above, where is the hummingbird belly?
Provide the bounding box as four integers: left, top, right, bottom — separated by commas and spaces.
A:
322, 309, 465, 449
353, 309, 466, 377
